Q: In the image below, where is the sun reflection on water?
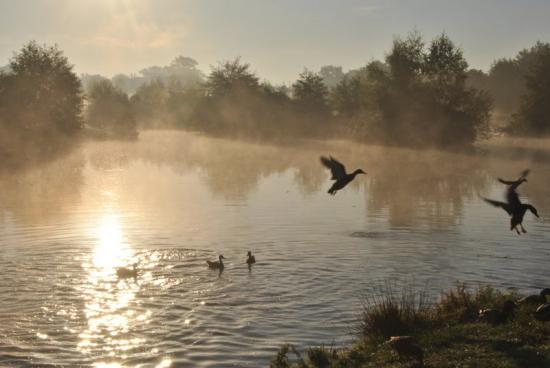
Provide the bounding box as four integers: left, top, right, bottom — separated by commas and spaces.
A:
77, 211, 159, 366
93, 213, 131, 270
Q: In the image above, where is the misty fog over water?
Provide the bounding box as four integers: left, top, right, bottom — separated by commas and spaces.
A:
0, 131, 548, 367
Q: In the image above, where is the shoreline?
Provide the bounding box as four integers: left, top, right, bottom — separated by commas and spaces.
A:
272, 284, 550, 367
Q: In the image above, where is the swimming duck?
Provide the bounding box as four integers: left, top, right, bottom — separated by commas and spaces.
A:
482, 170, 539, 234
386, 336, 424, 366
534, 303, 550, 322
518, 288, 550, 305
207, 255, 225, 270
320, 156, 366, 195
478, 300, 516, 325
116, 263, 138, 279
246, 251, 256, 266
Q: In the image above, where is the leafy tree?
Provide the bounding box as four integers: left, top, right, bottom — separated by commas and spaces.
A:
466, 69, 490, 91
0, 41, 83, 136
206, 58, 259, 98
261, 82, 291, 105
86, 79, 136, 138
319, 65, 345, 88
387, 31, 424, 88
424, 34, 468, 86
343, 33, 490, 147
81, 73, 108, 94
165, 82, 204, 129
330, 76, 363, 117
292, 70, 329, 114
130, 79, 170, 128
111, 73, 143, 95
508, 43, 550, 135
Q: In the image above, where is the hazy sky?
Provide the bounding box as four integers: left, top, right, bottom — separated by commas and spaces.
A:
1, 0, 549, 83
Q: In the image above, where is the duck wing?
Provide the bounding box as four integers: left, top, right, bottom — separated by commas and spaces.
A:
320, 156, 347, 180
482, 197, 512, 215
498, 169, 530, 185
498, 178, 518, 185
519, 169, 530, 180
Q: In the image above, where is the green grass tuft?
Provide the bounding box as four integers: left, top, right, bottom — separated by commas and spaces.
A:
274, 283, 550, 367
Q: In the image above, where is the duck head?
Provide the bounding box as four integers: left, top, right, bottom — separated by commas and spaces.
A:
247, 251, 252, 257
541, 288, 550, 298
219, 255, 225, 260
354, 169, 366, 175
528, 205, 540, 218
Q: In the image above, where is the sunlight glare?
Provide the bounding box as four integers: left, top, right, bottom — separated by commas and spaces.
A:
93, 213, 131, 270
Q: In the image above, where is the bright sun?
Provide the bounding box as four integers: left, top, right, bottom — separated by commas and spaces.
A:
93, 212, 132, 270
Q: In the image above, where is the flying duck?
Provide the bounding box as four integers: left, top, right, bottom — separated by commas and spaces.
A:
207, 255, 225, 270
482, 170, 539, 234
320, 156, 365, 195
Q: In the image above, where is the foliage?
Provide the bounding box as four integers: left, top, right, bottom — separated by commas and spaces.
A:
274, 284, 550, 367
80, 55, 203, 97
330, 76, 364, 117
206, 58, 260, 98
292, 70, 330, 115
130, 79, 170, 128
436, 283, 514, 322
192, 58, 333, 139
360, 284, 432, 342
319, 65, 345, 88
0, 41, 83, 164
334, 32, 491, 148
86, 78, 137, 138
508, 42, 550, 136
466, 41, 550, 120
0, 41, 83, 136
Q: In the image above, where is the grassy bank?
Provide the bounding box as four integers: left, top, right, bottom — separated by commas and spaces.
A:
272, 284, 550, 367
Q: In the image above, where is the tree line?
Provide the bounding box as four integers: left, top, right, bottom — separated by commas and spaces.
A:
1, 33, 550, 163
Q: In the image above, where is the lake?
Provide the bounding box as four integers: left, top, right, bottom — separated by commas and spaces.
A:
0, 131, 549, 367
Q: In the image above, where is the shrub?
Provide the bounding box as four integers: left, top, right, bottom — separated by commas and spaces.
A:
360, 283, 432, 342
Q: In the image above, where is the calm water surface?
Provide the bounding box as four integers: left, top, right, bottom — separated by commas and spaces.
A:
1, 131, 549, 367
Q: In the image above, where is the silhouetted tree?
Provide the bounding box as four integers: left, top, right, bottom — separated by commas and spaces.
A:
330, 76, 363, 117
487, 59, 522, 113
466, 69, 490, 92
206, 58, 259, 98
292, 70, 329, 114
86, 79, 137, 138
341, 33, 490, 148
111, 73, 143, 95
387, 31, 424, 88
166, 81, 204, 129
0, 41, 83, 137
130, 79, 170, 128
319, 65, 345, 88
508, 42, 550, 136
